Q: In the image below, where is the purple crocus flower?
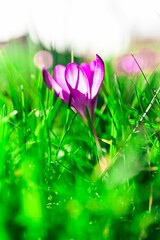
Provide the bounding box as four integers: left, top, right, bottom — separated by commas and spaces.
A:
42, 54, 104, 120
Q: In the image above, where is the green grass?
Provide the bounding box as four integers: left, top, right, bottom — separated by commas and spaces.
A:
0, 39, 160, 240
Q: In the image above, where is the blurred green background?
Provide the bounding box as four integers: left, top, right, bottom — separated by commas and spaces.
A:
0, 37, 160, 240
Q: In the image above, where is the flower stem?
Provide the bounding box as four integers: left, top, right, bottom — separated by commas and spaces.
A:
71, 50, 74, 63
86, 107, 102, 163
92, 122, 102, 160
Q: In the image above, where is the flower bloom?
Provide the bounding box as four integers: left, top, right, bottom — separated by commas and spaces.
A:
42, 54, 104, 120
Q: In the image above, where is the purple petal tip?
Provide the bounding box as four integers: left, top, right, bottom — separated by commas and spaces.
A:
42, 67, 54, 90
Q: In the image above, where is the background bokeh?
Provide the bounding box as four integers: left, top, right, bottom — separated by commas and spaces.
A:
1, 0, 160, 58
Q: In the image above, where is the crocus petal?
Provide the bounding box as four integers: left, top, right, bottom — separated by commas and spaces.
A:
65, 63, 91, 117
42, 67, 70, 102
42, 67, 55, 90
80, 63, 94, 85
91, 54, 104, 99
54, 65, 70, 93
81, 60, 99, 99
65, 63, 89, 96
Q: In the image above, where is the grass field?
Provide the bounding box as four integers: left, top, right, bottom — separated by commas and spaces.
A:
0, 39, 160, 240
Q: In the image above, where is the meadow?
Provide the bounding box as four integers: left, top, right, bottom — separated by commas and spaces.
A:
0, 39, 160, 240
